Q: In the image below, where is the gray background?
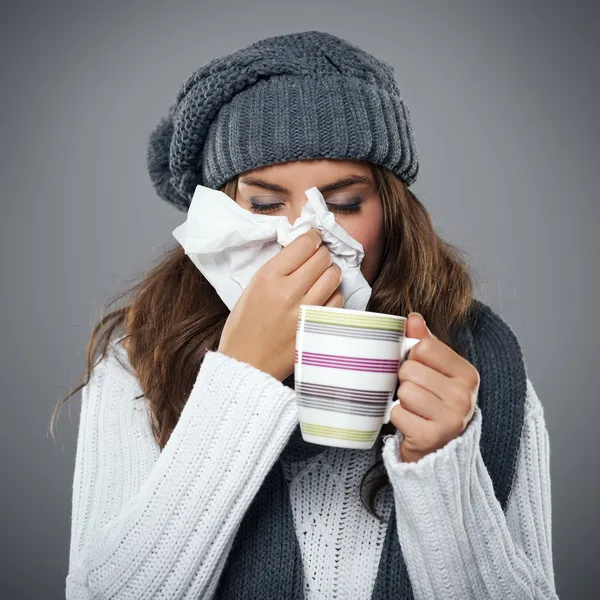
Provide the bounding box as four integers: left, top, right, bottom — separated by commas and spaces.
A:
1, 1, 598, 598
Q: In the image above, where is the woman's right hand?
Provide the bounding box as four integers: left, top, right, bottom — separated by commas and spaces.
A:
217, 228, 344, 381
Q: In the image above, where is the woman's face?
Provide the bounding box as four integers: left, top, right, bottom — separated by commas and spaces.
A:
234, 159, 385, 285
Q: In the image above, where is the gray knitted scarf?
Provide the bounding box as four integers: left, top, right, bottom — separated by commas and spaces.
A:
215, 299, 527, 598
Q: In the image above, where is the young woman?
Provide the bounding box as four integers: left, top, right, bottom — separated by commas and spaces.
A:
52, 30, 558, 599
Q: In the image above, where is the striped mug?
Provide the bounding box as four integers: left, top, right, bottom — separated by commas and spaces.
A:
294, 305, 420, 449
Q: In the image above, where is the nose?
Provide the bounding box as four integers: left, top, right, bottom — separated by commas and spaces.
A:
285, 197, 308, 226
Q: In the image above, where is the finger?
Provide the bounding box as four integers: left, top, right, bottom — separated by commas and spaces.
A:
289, 244, 336, 297
389, 401, 433, 439
302, 264, 343, 306
397, 380, 446, 420
268, 229, 323, 276
322, 288, 345, 308
405, 313, 433, 341
406, 338, 471, 379
406, 312, 438, 340
398, 359, 449, 402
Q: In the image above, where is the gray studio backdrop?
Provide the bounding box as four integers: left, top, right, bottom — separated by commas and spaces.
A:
2, 1, 598, 598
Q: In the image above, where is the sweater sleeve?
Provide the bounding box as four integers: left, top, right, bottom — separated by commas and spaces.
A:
66, 347, 299, 600
381, 377, 558, 599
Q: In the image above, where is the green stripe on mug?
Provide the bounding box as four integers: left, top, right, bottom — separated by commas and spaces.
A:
300, 422, 378, 442
302, 308, 404, 332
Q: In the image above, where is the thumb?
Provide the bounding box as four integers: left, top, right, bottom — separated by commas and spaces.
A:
406, 312, 435, 340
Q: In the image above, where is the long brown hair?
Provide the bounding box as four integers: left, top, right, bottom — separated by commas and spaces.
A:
49, 162, 475, 520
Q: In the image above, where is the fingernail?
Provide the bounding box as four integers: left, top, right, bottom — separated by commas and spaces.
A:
409, 312, 424, 321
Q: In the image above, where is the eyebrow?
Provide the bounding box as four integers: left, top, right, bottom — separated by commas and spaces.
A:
238, 174, 373, 194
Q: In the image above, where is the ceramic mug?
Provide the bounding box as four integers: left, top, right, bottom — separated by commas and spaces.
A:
294, 305, 420, 449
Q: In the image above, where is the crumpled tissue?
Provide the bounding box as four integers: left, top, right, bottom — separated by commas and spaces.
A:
172, 184, 372, 311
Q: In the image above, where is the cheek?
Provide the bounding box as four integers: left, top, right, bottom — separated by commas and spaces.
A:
340, 210, 384, 257
338, 208, 385, 283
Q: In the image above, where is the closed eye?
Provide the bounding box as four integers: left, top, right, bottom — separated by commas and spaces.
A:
249, 198, 362, 214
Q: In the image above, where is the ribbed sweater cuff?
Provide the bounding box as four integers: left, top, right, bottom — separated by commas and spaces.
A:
381, 405, 557, 599
71, 350, 299, 598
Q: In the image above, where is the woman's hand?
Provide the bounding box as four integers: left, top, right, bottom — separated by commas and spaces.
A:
218, 229, 344, 382
390, 312, 480, 463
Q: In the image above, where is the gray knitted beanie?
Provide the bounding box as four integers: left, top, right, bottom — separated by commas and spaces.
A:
147, 30, 419, 211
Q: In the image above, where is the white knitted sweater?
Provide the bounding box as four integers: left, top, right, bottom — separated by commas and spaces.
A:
66, 342, 558, 599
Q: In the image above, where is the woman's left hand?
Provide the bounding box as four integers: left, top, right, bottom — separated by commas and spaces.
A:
390, 312, 480, 463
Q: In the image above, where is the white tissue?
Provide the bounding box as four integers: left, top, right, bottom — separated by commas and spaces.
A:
172, 184, 372, 311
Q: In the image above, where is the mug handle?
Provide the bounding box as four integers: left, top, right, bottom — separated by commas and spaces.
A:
382, 337, 420, 425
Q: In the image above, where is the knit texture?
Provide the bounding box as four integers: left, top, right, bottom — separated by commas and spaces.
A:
213, 298, 528, 599
146, 30, 419, 211
65, 312, 558, 599
280, 445, 395, 599
279, 384, 556, 599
